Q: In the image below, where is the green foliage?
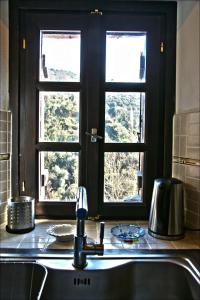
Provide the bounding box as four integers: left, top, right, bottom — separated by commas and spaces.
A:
43, 92, 79, 142
105, 93, 141, 143
48, 68, 78, 81
104, 152, 139, 202
41, 92, 79, 200
41, 91, 143, 201
44, 152, 78, 200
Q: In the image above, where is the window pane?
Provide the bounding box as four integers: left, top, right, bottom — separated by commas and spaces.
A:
106, 31, 146, 82
39, 31, 80, 82
39, 152, 79, 201
105, 92, 145, 143
39, 92, 79, 142
104, 152, 143, 203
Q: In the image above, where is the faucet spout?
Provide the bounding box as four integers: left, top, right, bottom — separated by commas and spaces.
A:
73, 186, 104, 269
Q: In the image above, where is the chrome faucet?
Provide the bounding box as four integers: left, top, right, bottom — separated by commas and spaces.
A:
73, 186, 104, 269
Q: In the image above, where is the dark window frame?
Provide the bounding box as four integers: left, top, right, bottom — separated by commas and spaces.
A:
10, 0, 177, 219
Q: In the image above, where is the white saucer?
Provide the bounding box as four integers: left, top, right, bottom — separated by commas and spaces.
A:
47, 224, 74, 242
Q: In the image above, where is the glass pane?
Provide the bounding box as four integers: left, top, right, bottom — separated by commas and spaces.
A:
104, 152, 144, 203
39, 152, 79, 201
105, 92, 145, 143
39, 31, 80, 82
39, 92, 79, 142
106, 31, 146, 82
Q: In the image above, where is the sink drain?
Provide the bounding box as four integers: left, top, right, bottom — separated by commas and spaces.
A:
74, 277, 91, 286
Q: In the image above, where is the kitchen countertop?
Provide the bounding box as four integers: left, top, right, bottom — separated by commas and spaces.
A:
0, 219, 200, 251
1, 219, 199, 300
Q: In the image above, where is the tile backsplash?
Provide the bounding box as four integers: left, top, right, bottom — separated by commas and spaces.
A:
0, 110, 11, 225
1, 220, 199, 250
173, 111, 200, 229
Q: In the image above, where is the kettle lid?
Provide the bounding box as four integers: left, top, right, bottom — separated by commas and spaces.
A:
154, 177, 182, 185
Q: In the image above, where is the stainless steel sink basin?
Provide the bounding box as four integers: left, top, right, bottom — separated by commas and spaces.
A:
39, 257, 200, 300
0, 254, 199, 300
0, 261, 47, 300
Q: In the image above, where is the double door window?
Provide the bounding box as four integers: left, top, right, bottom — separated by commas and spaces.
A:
15, 7, 176, 219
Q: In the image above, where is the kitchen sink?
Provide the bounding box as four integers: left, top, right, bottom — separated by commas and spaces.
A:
39, 256, 200, 300
0, 261, 47, 300
0, 253, 199, 300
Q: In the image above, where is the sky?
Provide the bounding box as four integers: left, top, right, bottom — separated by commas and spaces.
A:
40, 31, 146, 83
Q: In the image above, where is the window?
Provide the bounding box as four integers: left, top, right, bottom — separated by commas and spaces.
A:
10, 1, 177, 219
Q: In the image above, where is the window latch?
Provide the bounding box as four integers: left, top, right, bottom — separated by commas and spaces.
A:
21, 181, 25, 192
90, 9, 103, 16
160, 42, 165, 53
85, 128, 103, 143
22, 38, 26, 49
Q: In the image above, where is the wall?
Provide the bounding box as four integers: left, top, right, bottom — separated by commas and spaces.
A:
0, 0, 9, 111
0, 0, 11, 224
173, 1, 200, 229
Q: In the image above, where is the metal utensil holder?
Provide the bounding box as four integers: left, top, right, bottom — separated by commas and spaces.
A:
6, 196, 35, 233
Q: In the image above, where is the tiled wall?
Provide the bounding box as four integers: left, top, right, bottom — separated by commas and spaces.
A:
0, 110, 11, 224
173, 112, 200, 229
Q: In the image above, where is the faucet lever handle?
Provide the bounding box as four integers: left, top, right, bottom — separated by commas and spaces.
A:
99, 222, 105, 245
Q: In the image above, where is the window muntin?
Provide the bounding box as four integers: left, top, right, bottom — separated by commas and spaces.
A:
39, 31, 81, 82
39, 91, 79, 143
106, 31, 146, 83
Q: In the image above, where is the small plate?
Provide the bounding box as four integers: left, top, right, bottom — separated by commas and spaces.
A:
111, 224, 145, 241
47, 224, 74, 242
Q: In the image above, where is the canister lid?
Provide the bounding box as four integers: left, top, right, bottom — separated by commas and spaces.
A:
10, 196, 35, 203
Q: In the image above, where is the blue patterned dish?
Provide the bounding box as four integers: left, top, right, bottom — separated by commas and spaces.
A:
111, 224, 145, 241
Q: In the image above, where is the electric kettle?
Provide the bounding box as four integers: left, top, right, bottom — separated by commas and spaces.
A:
148, 178, 184, 240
